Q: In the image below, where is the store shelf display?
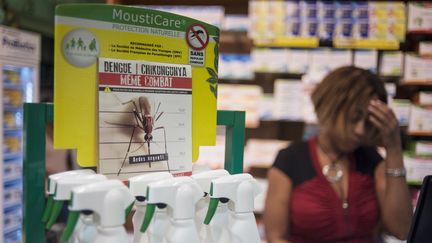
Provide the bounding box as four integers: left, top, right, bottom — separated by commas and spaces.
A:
249, 1, 405, 50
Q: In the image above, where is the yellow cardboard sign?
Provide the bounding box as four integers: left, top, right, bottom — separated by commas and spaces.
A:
54, 4, 219, 166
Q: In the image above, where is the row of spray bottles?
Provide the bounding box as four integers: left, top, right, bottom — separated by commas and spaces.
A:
41, 169, 262, 243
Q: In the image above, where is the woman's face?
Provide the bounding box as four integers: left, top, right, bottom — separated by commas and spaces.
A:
325, 101, 373, 153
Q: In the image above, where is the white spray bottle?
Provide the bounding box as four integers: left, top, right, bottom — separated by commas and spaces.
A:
141, 177, 203, 243
191, 169, 230, 243
42, 169, 95, 227
204, 173, 262, 243
129, 172, 173, 243
62, 180, 135, 243
48, 174, 107, 243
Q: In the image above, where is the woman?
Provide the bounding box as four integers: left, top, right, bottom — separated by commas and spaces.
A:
264, 66, 412, 243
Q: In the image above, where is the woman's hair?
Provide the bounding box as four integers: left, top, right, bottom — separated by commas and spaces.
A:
311, 66, 387, 129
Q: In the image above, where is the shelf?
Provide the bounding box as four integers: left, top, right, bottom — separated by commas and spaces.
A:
408, 131, 432, 137
254, 72, 303, 79
220, 72, 405, 94
251, 37, 404, 50
219, 78, 255, 83
254, 37, 319, 48
380, 75, 401, 83
222, 72, 400, 81
334, 38, 400, 50
407, 181, 423, 186
219, 72, 303, 93
399, 81, 432, 86
407, 31, 432, 35
220, 31, 252, 54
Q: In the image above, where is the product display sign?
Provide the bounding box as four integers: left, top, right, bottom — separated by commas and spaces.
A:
54, 4, 220, 167
98, 58, 192, 179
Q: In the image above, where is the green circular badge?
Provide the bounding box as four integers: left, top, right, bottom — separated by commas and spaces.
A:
62, 29, 99, 68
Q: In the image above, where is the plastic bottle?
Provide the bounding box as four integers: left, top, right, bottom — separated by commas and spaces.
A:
191, 169, 230, 243
129, 172, 173, 243
62, 180, 135, 243
41, 169, 95, 226
141, 177, 203, 243
47, 174, 107, 243
204, 173, 262, 243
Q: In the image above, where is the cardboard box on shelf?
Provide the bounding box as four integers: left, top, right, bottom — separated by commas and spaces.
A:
222, 14, 250, 32
252, 48, 289, 73
219, 53, 254, 80
403, 54, 432, 83
273, 79, 304, 121
390, 99, 411, 126
414, 141, 432, 157
217, 84, 263, 128
379, 51, 403, 76
419, 41, 432, 56
354, 50, 378, 73
408, 2, 432, 33
404, 154, 432, 184
244, 139, 290, 168
408, 105, 432, 133
416, 92, 432, 105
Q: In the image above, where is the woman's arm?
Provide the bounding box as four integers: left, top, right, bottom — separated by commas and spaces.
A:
264, 167, 292, 243
370, 100, 413, 240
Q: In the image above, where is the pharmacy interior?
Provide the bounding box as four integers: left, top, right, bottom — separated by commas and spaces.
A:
0, 1, 432, 243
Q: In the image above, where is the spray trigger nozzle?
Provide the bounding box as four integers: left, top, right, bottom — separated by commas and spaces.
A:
125, 202, 134, 220
46, 200, 65, 230
41, 195, 54, 223
204, 198, 219, 225
60, 211, 80, 242
140, 203, 156, 233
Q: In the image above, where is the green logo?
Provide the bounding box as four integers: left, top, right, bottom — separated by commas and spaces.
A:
62, 29, 99, 68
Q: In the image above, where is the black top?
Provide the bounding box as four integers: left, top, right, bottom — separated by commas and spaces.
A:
273, 140, 383, 188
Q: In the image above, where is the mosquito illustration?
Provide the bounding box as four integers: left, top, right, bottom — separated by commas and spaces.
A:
188, 29, 206, 48
104, 94, 169, 176
190, 30, 204, 39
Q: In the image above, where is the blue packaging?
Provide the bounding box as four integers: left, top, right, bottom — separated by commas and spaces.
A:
4, 229, 22, 243
319, 19, 336, 40
304, 18, 318, 37
286, 17, 302, 37
285, 1, 301, 18
300, 1, 317, 18
336, 1, 354, 19
318, 1, 336, 19
3, 204, 22, 233
354, 2, 369, 19
3, 180, 22, 209
336, 18, 353, 38
356, 19, 370, 39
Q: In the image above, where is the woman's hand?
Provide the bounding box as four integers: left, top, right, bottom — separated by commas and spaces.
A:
370, 99, 413, 239
368, 99, 401, 150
